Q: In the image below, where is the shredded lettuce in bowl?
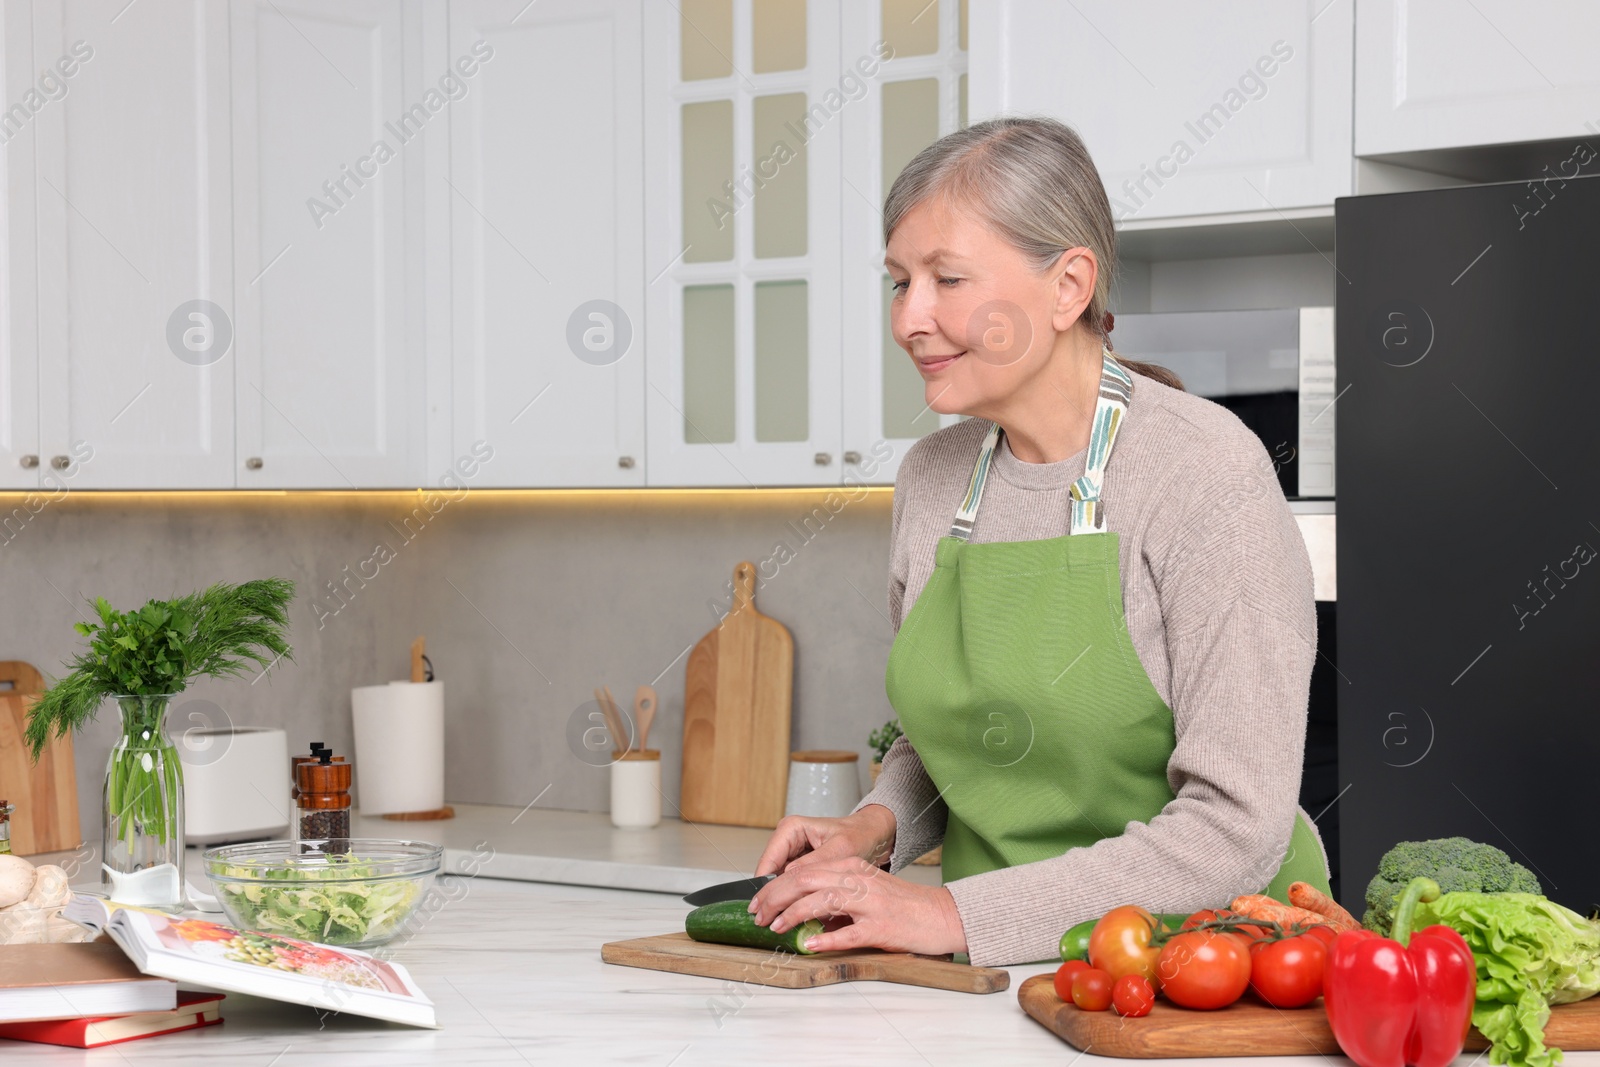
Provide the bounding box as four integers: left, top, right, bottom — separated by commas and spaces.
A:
210, 856, 428, 947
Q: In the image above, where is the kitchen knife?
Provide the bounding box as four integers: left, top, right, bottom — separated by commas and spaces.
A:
682, 874, 776, 906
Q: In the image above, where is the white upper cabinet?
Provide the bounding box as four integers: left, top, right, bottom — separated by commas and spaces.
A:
34, 0, 235, 488
449, 0, 645, 487
642, 0, 844, 487
1, 5, 39, 491
231, 0, 429, 489
839, 0, 967, 486
968, 0, 1353, 222
1355, 0, 1600, 156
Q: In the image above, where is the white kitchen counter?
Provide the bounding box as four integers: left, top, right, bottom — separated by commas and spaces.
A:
8, 870, 1582, 1066
346, 802, 944, 894
8, 858, 1596, 1064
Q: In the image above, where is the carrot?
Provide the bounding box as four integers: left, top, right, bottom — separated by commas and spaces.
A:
1228, 894, 1330, 929
1288, 882, 1361, 931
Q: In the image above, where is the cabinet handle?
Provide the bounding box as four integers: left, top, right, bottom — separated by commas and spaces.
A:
813, 452, 832, 466
18, 454, 38, 469
617, 455, 635, 469
50, 455, 70, 470
843, 451, 861, 465
245, 457, 264, 470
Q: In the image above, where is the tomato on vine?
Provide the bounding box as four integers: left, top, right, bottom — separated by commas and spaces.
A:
1155, 930, 1252, 1010
1248, 933, 1327, 1008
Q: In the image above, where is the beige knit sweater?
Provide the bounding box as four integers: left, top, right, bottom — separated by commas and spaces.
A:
853, 374, 1328, 967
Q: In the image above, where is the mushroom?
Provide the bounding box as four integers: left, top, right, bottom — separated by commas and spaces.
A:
0, 854, 35, 908
23, 865, 70, 910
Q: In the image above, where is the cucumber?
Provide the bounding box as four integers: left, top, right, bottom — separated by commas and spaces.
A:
1059, 918, 1096, 962
685, 899, 823, 954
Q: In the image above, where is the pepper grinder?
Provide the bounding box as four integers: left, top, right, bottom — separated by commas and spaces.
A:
294, 750, 352, 854
291, 741, 344, 801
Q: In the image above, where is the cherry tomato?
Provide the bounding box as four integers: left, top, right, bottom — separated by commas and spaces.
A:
1248, 934, 1327, 1008
1155, 930, 1252, 1010
1071, 967, 1114, 1012
1112, 974, 1156, 1017
1088, 905, 1163, 984
1054, 959, 1091, 1001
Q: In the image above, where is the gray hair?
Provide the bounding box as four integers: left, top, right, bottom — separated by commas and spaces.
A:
883, 116, 1182, 389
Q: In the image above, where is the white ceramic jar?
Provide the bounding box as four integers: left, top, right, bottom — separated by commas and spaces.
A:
784, 750, 862, 819
610, 749, 662, 829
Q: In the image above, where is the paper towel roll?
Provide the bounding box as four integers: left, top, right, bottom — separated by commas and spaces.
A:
351, 679, 445, 815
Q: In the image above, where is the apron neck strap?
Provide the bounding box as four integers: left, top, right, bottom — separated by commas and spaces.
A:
947, 345, 1133, 541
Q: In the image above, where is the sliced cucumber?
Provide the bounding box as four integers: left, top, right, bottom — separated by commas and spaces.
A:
685, 899, 823, 954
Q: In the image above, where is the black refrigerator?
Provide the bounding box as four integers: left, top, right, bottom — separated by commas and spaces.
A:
1336, 171, 1600, 917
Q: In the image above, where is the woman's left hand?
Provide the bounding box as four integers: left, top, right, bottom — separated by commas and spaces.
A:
748, 856, 967, 956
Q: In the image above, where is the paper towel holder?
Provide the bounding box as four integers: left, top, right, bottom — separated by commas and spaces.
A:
374, 636, 453, 821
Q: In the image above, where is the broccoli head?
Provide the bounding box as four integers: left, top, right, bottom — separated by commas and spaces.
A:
1364, 836, 1543, 932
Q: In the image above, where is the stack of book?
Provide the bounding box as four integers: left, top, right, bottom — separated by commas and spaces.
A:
0, 941, 221, 1048
0, 895, 436, 1048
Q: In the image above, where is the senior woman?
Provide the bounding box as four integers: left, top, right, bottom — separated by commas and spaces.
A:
749, 116, 1332, 968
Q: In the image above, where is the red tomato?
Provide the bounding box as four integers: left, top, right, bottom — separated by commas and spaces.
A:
1302, 924, 1339, 949
1248, 934, 1327, 1008
1229, 922, 1274, 945
1112, 974, 1156, 1017
1155, 931, 1252, 1010
1071, 968, 1114, 1012
1088, 906, 1163, 984
1181, 908, 1231, 930
1054, 959, 1091, 1001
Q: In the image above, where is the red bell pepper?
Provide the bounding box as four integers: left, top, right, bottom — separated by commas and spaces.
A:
1324, 877, 1477, 1067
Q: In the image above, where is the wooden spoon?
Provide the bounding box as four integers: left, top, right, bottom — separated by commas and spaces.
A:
594, 686, 626, 753
602, 684, 632, 753
633, 685, 657, 751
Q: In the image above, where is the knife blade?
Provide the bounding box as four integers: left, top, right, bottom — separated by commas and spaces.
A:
682, 874, 776, 906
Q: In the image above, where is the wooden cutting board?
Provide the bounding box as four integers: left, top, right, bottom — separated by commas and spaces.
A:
1017, 974, 1600, 1058
602, 932, 1009, 994
680, 562, 793, 829
0, 660, 82, 855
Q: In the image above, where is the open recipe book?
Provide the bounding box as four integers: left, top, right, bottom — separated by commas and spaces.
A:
63, 896, 437, 1028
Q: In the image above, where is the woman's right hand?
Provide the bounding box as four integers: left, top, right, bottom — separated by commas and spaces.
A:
753, 803, 898, 877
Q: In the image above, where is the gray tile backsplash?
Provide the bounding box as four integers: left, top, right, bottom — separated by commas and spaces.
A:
0, 489, 898, 836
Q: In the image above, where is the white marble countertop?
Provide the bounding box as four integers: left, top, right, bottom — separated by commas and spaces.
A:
346, 802, 943, 894
6, 861, 1594, 1065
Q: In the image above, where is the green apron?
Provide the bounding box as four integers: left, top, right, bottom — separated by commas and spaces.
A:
886, 347, 1328, 932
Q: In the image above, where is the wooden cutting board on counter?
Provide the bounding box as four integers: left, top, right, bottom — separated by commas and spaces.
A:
680, 561, 793, 829
1018, 974, 1600, 1058
602, 932, 1008, 994
0, 660, 82, 855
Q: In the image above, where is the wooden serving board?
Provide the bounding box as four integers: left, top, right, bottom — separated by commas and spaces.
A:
0, 660, 81, 855
602, 932, 1009, 994
1018, 974, 1600, 1058
680, 561, 794, 829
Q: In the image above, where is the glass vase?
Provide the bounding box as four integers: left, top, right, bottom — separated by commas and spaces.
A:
101, 694, 185, 908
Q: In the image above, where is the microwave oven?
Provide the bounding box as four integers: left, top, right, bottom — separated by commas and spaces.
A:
1107, 307, 1335, 499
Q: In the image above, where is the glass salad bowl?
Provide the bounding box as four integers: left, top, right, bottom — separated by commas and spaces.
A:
203, 839, 443, 949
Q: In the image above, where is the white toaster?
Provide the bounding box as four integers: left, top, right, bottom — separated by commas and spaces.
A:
177, 726, 291, 845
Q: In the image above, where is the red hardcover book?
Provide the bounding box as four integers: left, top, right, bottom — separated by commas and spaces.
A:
0, 990, 224, 1049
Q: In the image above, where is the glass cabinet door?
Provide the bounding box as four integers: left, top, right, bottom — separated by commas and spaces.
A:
839, 0, 969, 487
644, 0, 844, 486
